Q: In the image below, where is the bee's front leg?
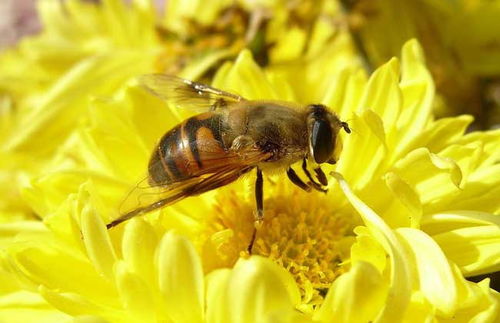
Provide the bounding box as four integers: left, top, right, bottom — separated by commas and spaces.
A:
302, 159, 328, 193
287, 167, 311, 192
248, 168, 263, 254
314, 167, 328, 186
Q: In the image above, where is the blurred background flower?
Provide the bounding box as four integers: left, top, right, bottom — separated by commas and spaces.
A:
339, 0, 500, 128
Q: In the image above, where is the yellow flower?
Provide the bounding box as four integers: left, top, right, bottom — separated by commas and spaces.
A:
1, 188, 305, 322
1, 39, 498, 322
0, 0, 159, 222
341, 0, 500, 124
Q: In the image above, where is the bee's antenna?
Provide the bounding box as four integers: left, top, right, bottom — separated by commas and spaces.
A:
340, 118, 359, 135
340, 121, 351, 134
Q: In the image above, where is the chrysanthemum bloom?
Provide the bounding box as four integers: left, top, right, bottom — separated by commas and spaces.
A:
1, 39, 498, 322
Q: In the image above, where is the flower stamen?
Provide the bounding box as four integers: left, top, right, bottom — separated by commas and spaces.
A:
201, 184, 355, 305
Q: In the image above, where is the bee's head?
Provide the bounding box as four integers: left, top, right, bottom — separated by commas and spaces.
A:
306, 104, 351, 164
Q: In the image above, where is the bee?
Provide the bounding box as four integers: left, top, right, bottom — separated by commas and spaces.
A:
107, 75, 351, 251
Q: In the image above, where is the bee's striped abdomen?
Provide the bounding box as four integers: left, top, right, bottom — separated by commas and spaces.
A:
148, 112, 228, 186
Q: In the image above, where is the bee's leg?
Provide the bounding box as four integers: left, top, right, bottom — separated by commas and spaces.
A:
248, 168, 264, 254
302, 159, 328, 193
287, 167, 311, 192
314, 167, 328, 186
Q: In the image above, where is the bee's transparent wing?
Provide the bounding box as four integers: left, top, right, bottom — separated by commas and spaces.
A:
108, 145, 271, 229
139, 74, 245, 111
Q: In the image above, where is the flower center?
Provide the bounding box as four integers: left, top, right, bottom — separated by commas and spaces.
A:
199, 180, 355, 306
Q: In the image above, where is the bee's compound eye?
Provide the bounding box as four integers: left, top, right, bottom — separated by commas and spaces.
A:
311, 120, 334, 164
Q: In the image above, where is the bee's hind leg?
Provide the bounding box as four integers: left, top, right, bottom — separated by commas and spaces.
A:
248, 168, 264, 254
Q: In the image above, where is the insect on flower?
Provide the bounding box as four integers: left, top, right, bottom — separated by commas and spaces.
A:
107, 75, 351, 251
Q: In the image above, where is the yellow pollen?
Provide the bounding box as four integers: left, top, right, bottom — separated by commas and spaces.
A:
200, 182, 355, 306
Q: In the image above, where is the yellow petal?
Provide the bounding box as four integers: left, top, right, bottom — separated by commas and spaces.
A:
100, 0, 156, 46
395, 39, 434, 155
126, 85, 182, 144
206, 268, 232, 323
0, 221, 46, 243
0, 290, 71, 323
393, 148, 462, 203
156, 232, 204, 323
397, 228, 457, 317
458, 129, 500, 166
269, 27, 307, 62
216, 256, 301, 323
40, 286, 120, 320
332, 172, 412, 322
350, 226, 387, 273
164, 0, 231, 32
422, 210, 500, 235
337, 70, 368, 119
358, 58, 402, 128
432, 225, 500, 276
80, 203, 117, 281
11, 245, 117, 306
322, 69, 351, 118
179, 48, 236, 81
468, 279, 500, 323
314, 261, 388, 323
4, 52, 152, 155
213, 50, 278, 100
414, 115, 474, 153
450, 263, 499, 323
336, 112, 386, 188
86, 95, 150, 181
121, 219, 158, 288
383, 171, 422, 228
439, 143, 484, 183
428, 164, 500, 214
114, 260, 156, 323
402, 292, 435, 323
